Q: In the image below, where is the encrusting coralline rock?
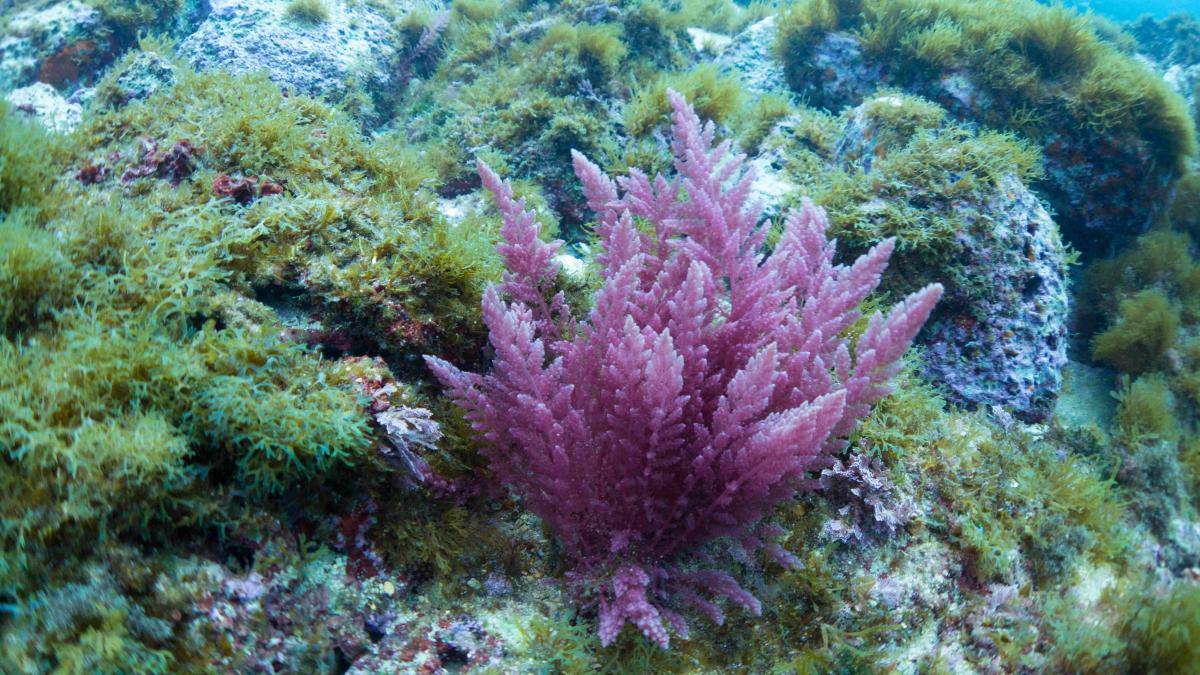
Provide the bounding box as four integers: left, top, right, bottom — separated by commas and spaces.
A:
5, 80, 80, 131
835, 99, 1068, 420
916, 171, 1069, 421
748, 95, 1070, 420
99, 50, 177, 107
0, 0, 109, 91
716, 16, 789, 96
748, 19, 1179, 252
177, 0, 401, 117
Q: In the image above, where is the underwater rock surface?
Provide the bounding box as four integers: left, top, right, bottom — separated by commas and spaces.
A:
770, 17, 1185, 252
717, 16, 787, 96
0, 0, 108, 90
917, 171, 1069, 421
5, 79, 80, 131
178, 0, 399, 111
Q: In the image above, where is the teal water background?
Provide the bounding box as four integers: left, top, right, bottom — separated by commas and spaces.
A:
1065, 0, 1198, 21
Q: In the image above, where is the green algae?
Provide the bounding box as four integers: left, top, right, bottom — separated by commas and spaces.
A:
1092, 290, 1181, 375
285, 0, 331, 25
623, 63, 745, 137
0, 52, 506, 670
776, 0, 1197, 173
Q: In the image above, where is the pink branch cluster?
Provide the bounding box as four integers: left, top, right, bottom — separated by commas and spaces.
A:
425, 91, 942, 648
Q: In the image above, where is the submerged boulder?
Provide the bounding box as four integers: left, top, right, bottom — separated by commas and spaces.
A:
96, 49, 177, 107
6, 80, 81, 131
0, 0, 111, 91
766, 12, 1191, 255
917, 173, 1069, 420
752, 94, 1070, 420
717, 16, 788, 97
177, 0, 399, 119
838, 97, 1069, 420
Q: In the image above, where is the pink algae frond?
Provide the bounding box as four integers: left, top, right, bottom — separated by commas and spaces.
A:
425, 91, 942, 648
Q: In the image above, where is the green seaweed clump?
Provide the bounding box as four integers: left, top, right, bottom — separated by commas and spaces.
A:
1092, 290, 1181, 375
1170, 172, 1200, 239
1128, 11, 1200, 66
623, 64, 745, 138
1120, 582, 1200, 674
775, 0, 861, 87
86, 0, 185, 45
0, 51, 515, 669
1, 545, 217, 673
775, 0, 1196, 173
286, 0, 331, 25
0, 102, 64, 213
1115, 374, 1182, 444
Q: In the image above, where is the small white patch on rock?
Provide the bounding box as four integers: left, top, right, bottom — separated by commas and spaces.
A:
554, 253, 586, 283
686, 27, 731, 55
6, 81, 81, 132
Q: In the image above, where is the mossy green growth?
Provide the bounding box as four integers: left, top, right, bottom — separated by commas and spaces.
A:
1091, 290, 1180, 375
285, 0, 331, 24
1181, 435, 1200, 507
0, 103, 64, 213
1, 547, 190, 672
1170, 172, 1200, 239
1128, 11, 1200, 68
782, 93, 1042, 300
0, 213, 75, 336
86, 0, 184, 43
734, 92, 793, 155
775, 0, 860, 86
0, 58, 510, 655
933, 415, 1127, 583
1081, 229, 1200, 334
1119, 581, 1200, 673
851, 377, 1128, 584
1009, 4, 1100, 78
451, 0, 502, 24
1114, 374, 1181, 444
623, 64, 745, 137
534, 22, 627, 86
1047, 576, 1200, 673
1069, 50, 1197, 172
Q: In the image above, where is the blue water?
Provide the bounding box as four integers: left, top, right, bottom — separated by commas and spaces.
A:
1065, 0, 1199, 21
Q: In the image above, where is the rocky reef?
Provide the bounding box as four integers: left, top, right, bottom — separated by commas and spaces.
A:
1, 0, 1199, 672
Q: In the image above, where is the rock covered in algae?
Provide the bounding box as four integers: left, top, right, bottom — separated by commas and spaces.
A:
178, 0, 401, 112
0, 0, 109, 90
839, 95, 1068, 420
5, 80, 81, 131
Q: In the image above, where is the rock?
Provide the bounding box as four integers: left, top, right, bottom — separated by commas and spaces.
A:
177, 0, 401, 118
917, 172, 1070, 421
804, 31, 882, 111
0, 0, 111, 91
5, 81, 81, 132
1053, 361, 1117, 431
97, 50, 177, 107
686, 27, 730, 56
717, 16, 787, 97
769, 20, 1181, 252
747, 142, 799, 222
833, 96, 1070, 421
1163, 63, 1200, 129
